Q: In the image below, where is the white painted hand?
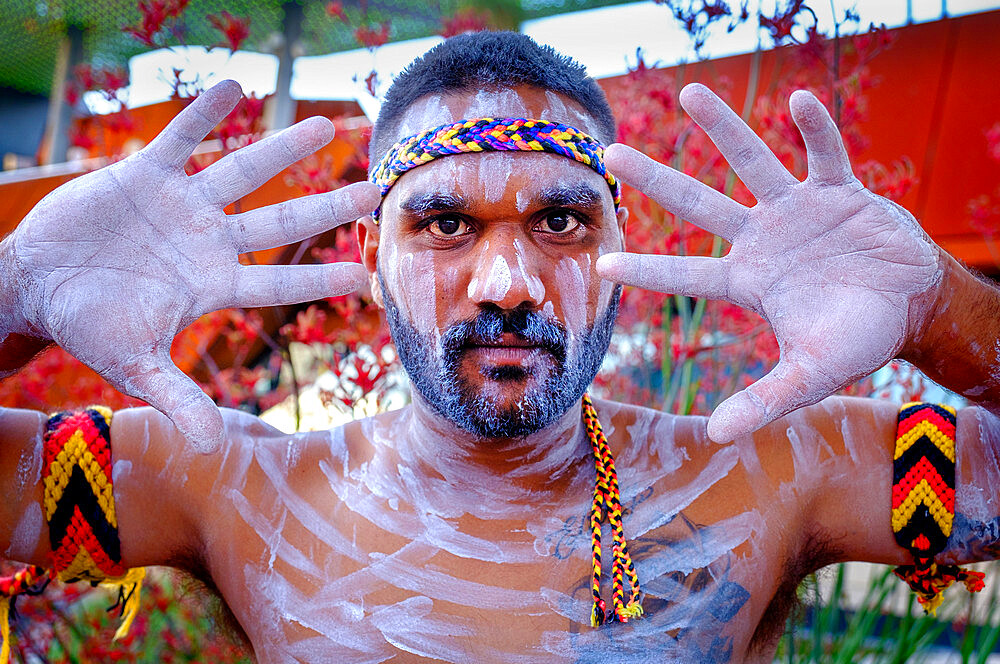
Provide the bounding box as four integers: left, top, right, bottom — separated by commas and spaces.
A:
597, 83, 943, 443
5, 80, 380, 452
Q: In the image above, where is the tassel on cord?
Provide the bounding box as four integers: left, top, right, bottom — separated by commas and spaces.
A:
894, 561, 986, 616
583, 394, 644, 626
0, 565, 50, 664
1, 597, 10, 664
102, 567, 146, 640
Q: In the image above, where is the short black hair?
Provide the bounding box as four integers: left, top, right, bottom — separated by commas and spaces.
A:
369, 31, 616, 170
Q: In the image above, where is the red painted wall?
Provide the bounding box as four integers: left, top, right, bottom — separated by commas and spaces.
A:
598, 10, 1000, 271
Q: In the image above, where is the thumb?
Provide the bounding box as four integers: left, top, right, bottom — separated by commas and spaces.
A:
707, 354, 833, 443
125, 356, 225, 454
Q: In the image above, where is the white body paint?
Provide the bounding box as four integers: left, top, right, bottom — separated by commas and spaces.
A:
479, 255, 513, 302
7, 503, 42, 561
134, 399, 814, 664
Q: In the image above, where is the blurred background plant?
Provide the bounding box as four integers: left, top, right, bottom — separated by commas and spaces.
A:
1, 0, 999, 660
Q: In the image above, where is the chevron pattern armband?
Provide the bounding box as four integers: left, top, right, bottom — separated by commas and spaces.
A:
0, 407, 144, 664
891, 402, 984, 614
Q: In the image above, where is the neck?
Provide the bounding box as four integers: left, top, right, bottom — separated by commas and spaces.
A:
394, 390, 593, 504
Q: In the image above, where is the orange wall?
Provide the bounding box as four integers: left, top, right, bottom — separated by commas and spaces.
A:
598, 10, 1000, 271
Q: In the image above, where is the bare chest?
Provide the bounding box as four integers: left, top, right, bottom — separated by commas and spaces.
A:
209, 457, 777, 664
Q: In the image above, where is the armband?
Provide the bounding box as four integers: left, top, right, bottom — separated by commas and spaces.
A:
0, 407, 144, 664
891, 401, 984, 615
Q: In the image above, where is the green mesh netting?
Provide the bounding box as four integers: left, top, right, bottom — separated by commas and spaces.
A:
0, 0, 635, 96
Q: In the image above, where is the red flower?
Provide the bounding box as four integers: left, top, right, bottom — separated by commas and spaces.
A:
326, 1, 348, 22
281, 306, 336, 345
101, 67, 130, 92
208, 10, 251, 52
439, 8, 494, 38
986, 122, 1000, 163
354, 21, 390, 50
123, 0, 190, 46
968, 194, 1000, 238
213, 93, 267, 150
759, 0, 808, 45
364, 69, 378, 97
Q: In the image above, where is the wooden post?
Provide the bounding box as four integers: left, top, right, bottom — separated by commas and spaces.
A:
271, 1, 302, 130
43, 24, 84, 165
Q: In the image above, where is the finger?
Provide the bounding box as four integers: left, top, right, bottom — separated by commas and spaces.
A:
789, 90, 854, 185
706, 353, 837, 442
230, 182, 380, 253
604, 144, 747, 241
144, 80, 243, 169
679, 83, 798, 201
596, 252, 734, 303
224, 263, 368, 309
198, 117, 336, 206
125, 356, 224, 454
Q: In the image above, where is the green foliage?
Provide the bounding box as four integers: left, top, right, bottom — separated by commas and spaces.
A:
3, 567, 252, 663
776, 563, 1000, 663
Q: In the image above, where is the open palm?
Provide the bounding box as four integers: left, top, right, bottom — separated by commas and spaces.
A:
598, 84, 942, 442
8, 80, 379, 451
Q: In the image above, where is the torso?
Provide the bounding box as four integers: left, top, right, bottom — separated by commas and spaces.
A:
122, 398, 871, 663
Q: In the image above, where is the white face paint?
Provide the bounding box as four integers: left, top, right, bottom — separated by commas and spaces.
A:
515, 189, 530, 214
398, 251, 438, 335
395, 94, 452, 137
554, 257, 587, 334
540, 91, 603, 137
442, 266, 460, 310
477, 153, 514, 204
479, 254, 513, 302
466, 240, 490, 300
462, 88, 529, 119
512, 239, 545, 304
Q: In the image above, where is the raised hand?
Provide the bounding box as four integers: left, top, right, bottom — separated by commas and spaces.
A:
3, 80, 380, 452
597, 83, 943, 443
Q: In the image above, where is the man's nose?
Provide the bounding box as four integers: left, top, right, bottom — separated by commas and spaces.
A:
467, 238, 545, 309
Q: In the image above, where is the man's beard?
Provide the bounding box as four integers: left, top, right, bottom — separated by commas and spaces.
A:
380, 266, 621, 439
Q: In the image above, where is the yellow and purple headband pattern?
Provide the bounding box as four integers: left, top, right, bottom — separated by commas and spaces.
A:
369, 117, 621, 221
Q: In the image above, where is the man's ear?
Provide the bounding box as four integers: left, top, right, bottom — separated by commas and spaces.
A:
616, 206, 629, 252
356, 216, 384, 309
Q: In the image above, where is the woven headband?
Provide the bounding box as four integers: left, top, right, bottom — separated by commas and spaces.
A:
369, 117, 621, 221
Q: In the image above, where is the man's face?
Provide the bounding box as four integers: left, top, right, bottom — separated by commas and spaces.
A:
362, 86, 626, 438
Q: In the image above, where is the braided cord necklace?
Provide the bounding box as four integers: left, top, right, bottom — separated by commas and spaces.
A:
582, 394, 644, 626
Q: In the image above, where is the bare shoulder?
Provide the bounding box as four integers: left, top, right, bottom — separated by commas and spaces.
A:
111, 406, 340, 568
589, 396, 711, 474
592, 394, 906, 562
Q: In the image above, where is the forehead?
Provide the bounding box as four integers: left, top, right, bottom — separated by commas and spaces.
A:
390, 86, 605, 144
381, 86, 613, 216
392, 149, 609, 210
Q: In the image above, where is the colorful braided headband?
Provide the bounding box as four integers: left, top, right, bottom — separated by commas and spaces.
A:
369, 117, 621, 221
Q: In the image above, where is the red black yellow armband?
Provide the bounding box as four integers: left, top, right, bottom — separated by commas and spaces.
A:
891, 401, 984, 615
0, 407, 144, 664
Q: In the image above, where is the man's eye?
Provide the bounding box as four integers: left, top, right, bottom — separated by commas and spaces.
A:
427, 216, 470, 237
536, 211, 580, 234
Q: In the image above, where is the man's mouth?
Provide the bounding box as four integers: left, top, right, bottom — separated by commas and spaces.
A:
465, 334, 548, 365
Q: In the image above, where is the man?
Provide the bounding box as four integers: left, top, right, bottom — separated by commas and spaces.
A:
1, 31, 999, 663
